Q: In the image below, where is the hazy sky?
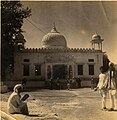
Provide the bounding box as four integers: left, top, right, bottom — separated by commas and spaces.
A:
22, 1, 117, 63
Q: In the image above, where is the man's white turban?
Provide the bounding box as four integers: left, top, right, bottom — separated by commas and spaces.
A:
109, 62, 114, 66
13, 84, 23, 93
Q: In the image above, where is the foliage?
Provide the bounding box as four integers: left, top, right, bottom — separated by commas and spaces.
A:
1, 1, 31, 80
103, 54, 110, 72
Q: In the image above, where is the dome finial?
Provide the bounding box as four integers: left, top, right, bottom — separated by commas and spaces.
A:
51, 22, 59, 33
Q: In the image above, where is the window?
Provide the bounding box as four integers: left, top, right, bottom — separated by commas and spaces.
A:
35, 65, 41, 76
23, 64, 29, 76
77, 65, 83, 75
88, 59, 94, 62
89, 65, 94, 75
24, 59, 30, 62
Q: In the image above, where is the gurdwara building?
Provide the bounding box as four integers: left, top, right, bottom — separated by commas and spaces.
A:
11, 25, 104, 88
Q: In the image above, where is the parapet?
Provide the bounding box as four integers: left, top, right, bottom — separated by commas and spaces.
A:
15, 47, 102, 53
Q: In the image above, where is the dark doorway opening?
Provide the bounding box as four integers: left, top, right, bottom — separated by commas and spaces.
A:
53, 65, 67, 79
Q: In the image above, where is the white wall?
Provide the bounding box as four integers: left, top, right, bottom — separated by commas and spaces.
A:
13, 50, 104, 83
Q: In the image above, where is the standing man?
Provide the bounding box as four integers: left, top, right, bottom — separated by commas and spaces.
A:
91, 76, 94, 89
57, 77, 60, 90
50, 78, 54, 90
94, 66, 108, 110
67, 79, 70, 90
107, 62, 117, 111
76, 77, 81, 88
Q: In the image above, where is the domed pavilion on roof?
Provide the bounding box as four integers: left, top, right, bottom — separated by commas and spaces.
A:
91, 33, 104, 50
12, 25, 105, 89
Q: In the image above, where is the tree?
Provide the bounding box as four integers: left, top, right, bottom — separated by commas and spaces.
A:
103, 54, 110, 72
1, 1, 31, 80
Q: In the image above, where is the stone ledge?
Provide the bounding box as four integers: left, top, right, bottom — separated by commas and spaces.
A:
0, 110, 16, 120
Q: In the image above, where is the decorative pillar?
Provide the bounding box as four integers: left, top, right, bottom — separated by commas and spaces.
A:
92, 43, 93, 49
101, 43, 102, 50
51, 65, 53, 79
72, 64, 75, 78
46, 65, 52, 80
98, 43, 100, 50
67, 65, 69, 79
69, 65, 73, 79
45, 64, 47, 80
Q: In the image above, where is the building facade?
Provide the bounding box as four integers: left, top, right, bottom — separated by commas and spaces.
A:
12, 26, 104, 88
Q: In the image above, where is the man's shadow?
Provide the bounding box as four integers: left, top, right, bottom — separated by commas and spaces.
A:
12, 113, 39, 117
27, 113, 47, 117
28, 114, 39, 117
106, 109, 117, 112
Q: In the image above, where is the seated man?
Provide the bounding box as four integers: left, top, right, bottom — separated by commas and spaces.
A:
7, 84, 29, 115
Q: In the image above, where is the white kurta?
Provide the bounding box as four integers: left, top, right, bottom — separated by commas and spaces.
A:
7, 92, 21, 113
97, 73, 108, 108
107, 71, 117, 90
97, 73, 108, 90
7, 92, 27, 114
107, 70, 117, 109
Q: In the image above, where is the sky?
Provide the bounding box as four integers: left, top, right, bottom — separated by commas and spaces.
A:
21, 1, 117, 63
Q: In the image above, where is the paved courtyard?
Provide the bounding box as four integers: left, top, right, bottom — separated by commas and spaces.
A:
1, 88, 117, 120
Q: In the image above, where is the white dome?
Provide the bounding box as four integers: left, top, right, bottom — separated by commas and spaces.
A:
42, 26, 67, 48
92, 33, 101, 40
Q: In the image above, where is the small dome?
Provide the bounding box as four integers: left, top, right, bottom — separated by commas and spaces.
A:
91, 33, 104, 44
92, 33, 101, 40
42, 25, 67, 48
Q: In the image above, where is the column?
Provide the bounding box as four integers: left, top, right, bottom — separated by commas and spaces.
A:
101, 43, 102, 51
45, 64, 47, 80
98, 43, 100, 50
51, 65, 53, 79
67, 65, 69, 79
72, 64, 75, 78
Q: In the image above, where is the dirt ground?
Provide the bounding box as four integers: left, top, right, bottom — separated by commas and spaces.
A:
1, 88, 117, 120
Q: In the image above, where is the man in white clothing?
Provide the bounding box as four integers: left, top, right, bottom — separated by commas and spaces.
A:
94, 66, 108, 110
107, 62, 117, 111
7, 84, 29, 115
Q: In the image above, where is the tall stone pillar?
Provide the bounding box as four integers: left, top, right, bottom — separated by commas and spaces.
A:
46, 65, 52, 80
67, 64, 69, 79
